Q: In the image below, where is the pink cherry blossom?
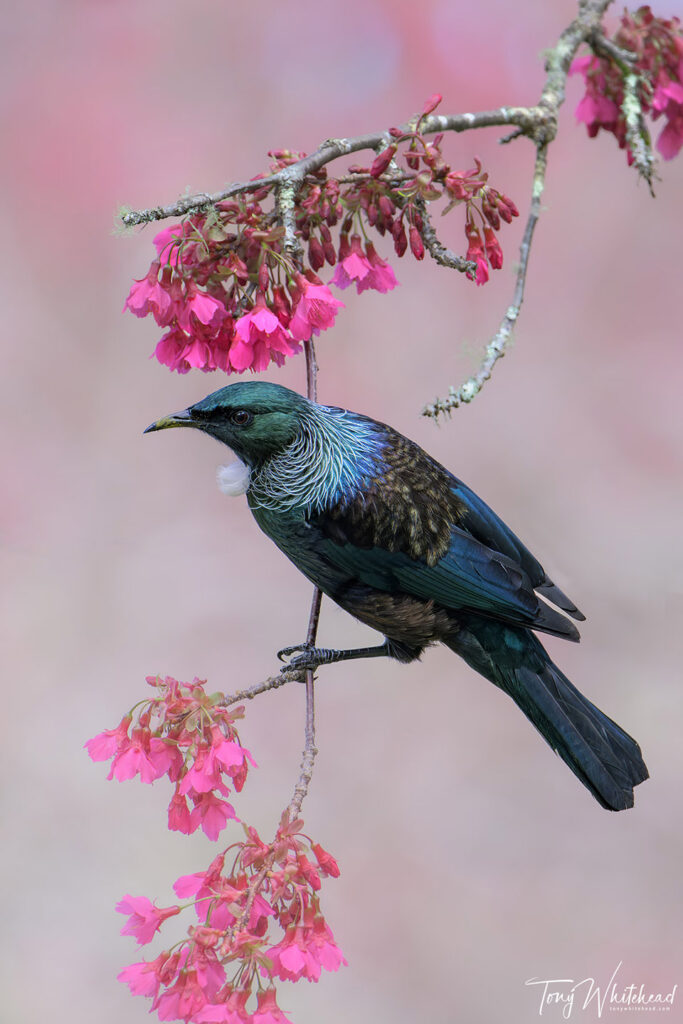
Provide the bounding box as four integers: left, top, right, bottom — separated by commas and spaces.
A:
209, 730, 255, 773
154, 325, 234, 375
124, 263, 177, 326
266, 914, 346, 985
570, 9, 683, 161
357, 242, 398, 294
330, 234, 372, 290
117, 895, 181, 945
189, 792, 237, 841
176, 281, 228, 334
653, 77, 683, 158
234, 303, 282, 344
657, 110, 683, 158
149, 737, 183, 781
107, 729, 165, 784
194, 987, 250, 1023
288, 276, 344, 340
118, 953, 171, 999
295, 854, 321, 891
179, 749, 224, 796
168, 791, 193, 834
252, 988, 294, 1024
268, 926, 320, 982
153, 972, 207, 1023
309, 914, 347, 973
85, 715, 132, 761
173, 854, 226, 900
230, 298, 299, 372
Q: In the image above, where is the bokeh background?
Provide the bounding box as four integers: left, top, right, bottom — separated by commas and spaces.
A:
3, 1, 683, 1021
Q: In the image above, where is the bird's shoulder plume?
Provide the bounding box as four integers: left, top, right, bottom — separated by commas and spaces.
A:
311, 423, 470, 567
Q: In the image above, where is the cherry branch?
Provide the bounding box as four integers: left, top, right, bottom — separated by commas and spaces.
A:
120, 108, 544, 230
121, 0, 628, 421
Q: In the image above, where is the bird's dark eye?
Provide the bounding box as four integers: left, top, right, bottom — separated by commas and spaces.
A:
230, 409, 253, 426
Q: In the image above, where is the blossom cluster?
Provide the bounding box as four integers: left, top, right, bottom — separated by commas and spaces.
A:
571, 5, 683, 161
124, 95, 519, 375
87, 676, 345, 1023
86, 675, 253, 840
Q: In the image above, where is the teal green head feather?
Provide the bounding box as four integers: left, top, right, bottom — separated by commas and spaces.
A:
145, 382, 312, 467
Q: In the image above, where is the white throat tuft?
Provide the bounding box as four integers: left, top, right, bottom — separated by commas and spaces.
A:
216, 459, 251, 497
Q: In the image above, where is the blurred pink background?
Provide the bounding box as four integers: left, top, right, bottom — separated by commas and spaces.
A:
3, 1, 683, 1021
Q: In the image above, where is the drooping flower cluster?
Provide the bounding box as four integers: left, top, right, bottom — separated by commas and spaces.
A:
125, 213, 345, 377
86, 675, 254, 840
124, 96, 520, 373
87, 676, 345, 1023
571, 5, 683, 161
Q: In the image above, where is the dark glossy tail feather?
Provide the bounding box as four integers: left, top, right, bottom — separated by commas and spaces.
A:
537, 575, 586, 622
448, 618, 648, 810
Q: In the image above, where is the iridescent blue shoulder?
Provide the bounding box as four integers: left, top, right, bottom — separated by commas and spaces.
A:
312, 425, 468, 566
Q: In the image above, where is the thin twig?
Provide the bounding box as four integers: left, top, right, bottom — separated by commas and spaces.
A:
216, 668, 306, 709
303, 338, 319, 403
621, 72, 656, 194
586, 28, 655, 193
415, 198, 476, 274
288, 587, 321, 819
422, 0, 615, 418
287, 340, 322, 817
422, 143, 549, 417
588, 27, 638, 68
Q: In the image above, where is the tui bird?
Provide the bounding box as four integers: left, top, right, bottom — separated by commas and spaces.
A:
146, 381, 648, 811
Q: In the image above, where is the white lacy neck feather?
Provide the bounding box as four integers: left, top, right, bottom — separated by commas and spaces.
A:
247, 405, 381, 514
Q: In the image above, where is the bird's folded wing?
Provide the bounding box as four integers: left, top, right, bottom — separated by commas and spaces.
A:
311, 523, 580, 641
448, 475, 585, 621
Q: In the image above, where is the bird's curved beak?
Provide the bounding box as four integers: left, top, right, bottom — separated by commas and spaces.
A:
144, 408, 194, 433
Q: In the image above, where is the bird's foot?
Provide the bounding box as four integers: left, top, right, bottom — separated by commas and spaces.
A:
278, 640, 393, 672
277, 643, 335, 673
277, 643, 311, 663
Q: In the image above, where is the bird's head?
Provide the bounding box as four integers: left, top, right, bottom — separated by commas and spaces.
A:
145, 381, 311, 466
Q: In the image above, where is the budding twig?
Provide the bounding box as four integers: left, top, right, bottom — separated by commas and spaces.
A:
415, 198, 476, 275
120, 108, 553, 230
422, 0, 613, 419
422, 143, 549, 417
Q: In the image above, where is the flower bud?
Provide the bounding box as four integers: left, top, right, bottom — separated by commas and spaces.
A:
409, 225, 425, 260
422, 92, 443, 115
378, 194, 396, 218
371, 145, 397, 178
308, 236, 325, 271
392, 221, 408, 257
